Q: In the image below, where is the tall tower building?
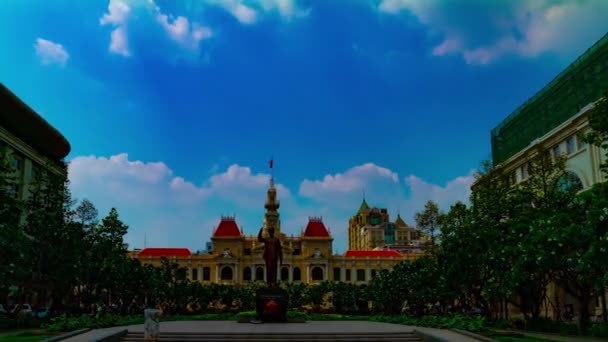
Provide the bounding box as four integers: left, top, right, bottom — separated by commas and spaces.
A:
263, 177, 281, 236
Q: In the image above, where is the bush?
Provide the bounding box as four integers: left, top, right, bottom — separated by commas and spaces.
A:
525, 317, 578, 335
370, 314, 487, 332
590, 323, 608, 338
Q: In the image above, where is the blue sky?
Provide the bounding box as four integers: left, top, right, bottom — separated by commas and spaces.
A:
1, 0, 607, 253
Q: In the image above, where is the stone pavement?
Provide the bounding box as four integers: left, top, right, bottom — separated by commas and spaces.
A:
494, 329, 608, 342
60, 320, 479, 341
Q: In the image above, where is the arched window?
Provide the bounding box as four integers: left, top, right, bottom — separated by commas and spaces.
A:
203, 267, 210, 281
312, 267, 323, 281
243, 267, 251, 281
559, 171, 584, 192
280, 267, 289, 281
293, 267, 301, 281
220, 266, 233, 280
256, 267, 264, 281
333, 267, 341, 281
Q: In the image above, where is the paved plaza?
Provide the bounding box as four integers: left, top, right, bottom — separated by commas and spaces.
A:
59, 320, 480, 341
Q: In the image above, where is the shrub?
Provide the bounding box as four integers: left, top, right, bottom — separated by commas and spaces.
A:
590, 323, 608, 338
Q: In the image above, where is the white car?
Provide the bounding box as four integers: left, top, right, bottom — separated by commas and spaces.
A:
11, 304, 33, 316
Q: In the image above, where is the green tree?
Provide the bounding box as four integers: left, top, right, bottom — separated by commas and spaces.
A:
584, 91, 608, 174
73, 198, 101, 304
25, 167, 82, 306
92, 208, 130, 304
415, 200, 442, 253
552, 182, 608, 332
0, 146, 28, 300
438, 201, 493, 314
469, 161, 517, 319
506, 151, 572, 322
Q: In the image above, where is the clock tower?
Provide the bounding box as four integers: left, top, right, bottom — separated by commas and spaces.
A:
263, 177, 281, 236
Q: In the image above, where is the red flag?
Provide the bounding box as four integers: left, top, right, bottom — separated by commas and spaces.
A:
269, 159, 274, 169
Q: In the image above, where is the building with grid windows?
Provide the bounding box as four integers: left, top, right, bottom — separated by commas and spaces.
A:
0, 84, 71, 202
487, 33, 608, 321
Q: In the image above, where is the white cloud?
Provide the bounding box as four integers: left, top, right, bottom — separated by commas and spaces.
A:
300, 163, 399, 196
68, 154, 473, 252
100, 0, 212, 57
401, 172, 475, 217
33, 38, 69, 66
378, 0, 608, 64
206, 0, 308, 24
100, 0, 131, 56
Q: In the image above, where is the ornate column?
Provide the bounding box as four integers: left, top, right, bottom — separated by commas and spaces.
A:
198, 266, 202, 281
365, 257, 371, 282
307, 265, 311, 283
340, 261, 346, 282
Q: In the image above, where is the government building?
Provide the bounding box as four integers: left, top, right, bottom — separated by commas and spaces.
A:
130, 177, 427, 284
487, 32, 608, 320
0, 83, 71, 201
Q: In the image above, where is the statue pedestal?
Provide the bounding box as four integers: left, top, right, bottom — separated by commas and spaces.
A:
256, 287, 289, 323
144, 308, 161, 341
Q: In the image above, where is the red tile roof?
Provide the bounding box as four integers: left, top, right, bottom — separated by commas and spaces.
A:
213, 216, 242, 237
303, 217, 331, 237
344, 250, 402, 258
138, 248, 192, 257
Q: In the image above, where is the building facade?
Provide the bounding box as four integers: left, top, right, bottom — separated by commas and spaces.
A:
348, 199, 422, 253
0, 83, 71, 200
490, 33, 608, 189
131, 178, 426, 284
487, 33, 608, 320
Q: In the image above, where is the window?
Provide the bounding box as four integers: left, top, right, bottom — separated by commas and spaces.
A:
220, 266, 233, 280
345, 269, 351, 281
12, 157, 23, 174
293, 249, 301, 256
356, 269, 365, 282
521, 164, 529, 179
256, 267, 264, 281
9, 184, 20, 199
281, 267, 289, 281
191, 268, 198, 281
293, 267, 301, 281
30, 165, 41, 181
577, 134, 587, 149
312, 267, 323, 281
243, 267, 252, 281
244, 248, 251, 256
333, 267, 341, 281
559, 171, 584, 193
553, 145, 561, 159
566, 136, 575, 154
203, 267, 211, 281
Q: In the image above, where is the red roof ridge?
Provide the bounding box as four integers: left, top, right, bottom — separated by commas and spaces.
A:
138, 248, 192, 257
212, 215, 243, 238
303, 216, 331, 238
344, 250, 402, 258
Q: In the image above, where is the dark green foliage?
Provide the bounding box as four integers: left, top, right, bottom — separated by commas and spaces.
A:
585, 92, 608, 175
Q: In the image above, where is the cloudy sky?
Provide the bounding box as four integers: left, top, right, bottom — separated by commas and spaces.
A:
1, 0, 607, 253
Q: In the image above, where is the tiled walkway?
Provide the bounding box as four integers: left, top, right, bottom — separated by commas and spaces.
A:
494, 329, 608, 342
60, 320, 479, 341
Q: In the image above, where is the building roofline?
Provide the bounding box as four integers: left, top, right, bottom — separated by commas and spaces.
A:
0, 83, 71, 160
491, 32, 608, 137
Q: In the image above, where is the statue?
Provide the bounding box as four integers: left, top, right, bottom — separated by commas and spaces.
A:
258, 226, 283, 287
